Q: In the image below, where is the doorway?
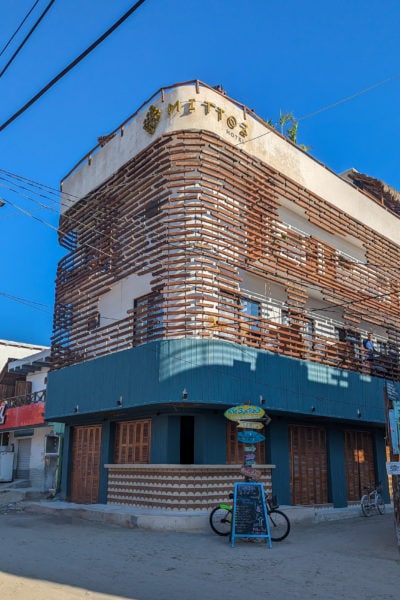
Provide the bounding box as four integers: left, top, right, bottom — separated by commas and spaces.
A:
16, 438, 31, 479
180, 416, 194, 464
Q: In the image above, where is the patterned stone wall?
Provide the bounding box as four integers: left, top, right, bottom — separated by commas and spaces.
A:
105, 464, 274, 510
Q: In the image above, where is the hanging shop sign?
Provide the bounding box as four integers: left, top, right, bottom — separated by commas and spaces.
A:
224, 405, 265, 422
245, 452, 256, 462
237, 419, 264, 430
240, 466, 260, 480
237, 430, 265, 444
244, 445, 256, 453
386, 462, 400, 475
388, 409, 400, 455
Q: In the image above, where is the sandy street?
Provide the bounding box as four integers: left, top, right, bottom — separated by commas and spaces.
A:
0, 510, 399, 600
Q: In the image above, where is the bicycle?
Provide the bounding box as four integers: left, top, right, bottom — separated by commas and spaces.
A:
360, 482, 385, 517
209, 494, 291, 541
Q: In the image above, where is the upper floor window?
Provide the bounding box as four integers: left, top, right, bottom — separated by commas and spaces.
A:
241, 298, 260, 331
133, 293, 163, 344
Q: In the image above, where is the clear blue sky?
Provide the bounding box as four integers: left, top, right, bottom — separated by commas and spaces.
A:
1, 0, 400, 346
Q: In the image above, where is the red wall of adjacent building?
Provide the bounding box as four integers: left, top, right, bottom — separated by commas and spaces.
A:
0, 402, 45, 430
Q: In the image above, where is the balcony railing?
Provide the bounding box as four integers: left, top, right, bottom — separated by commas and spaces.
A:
5, 390, 46, 408
50, 303, 400, 382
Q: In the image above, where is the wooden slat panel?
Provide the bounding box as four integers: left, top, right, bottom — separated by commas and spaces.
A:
113, 420, 151, 464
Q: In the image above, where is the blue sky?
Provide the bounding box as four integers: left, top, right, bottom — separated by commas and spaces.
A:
1, 0, 400, 346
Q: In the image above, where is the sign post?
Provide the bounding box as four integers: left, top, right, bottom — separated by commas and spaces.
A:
224, 402, 272, 548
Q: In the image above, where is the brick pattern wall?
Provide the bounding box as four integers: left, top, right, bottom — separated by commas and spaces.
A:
105, 464, 274, 510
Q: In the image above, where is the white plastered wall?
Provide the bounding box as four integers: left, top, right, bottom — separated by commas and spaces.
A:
98, 272, 153, 325
9, 425, 54, 490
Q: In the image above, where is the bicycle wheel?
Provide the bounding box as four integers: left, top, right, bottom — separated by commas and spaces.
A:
376, 494, 386, 514
268, 509, 290, 541
209, 506, 232, 536
361, 495, 372, 517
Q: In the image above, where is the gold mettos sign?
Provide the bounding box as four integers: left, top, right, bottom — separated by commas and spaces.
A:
143, 99, 249, 142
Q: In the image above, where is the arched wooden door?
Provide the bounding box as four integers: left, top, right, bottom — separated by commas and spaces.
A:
70, 425, 102, 504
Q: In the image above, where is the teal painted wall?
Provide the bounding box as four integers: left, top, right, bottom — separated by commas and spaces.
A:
46, 339, 391, 425
150, 415, 181, 463
98, 422, 113, 503
327, 428, 347, 508
60, 425, 72, 500
266, 420, 291, 505
195, 414, 226, 464
374, 431, 390, 502
151, 415, 169, 463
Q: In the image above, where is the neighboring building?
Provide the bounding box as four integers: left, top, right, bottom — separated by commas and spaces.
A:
46, 80, 400, 508
0, 341, 62, 491
0, 339, 45, 369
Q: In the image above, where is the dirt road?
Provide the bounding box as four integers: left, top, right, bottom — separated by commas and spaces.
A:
0, 510, 398, 600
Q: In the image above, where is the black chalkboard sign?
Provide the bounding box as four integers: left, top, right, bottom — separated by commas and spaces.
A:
231, 482, 271, 548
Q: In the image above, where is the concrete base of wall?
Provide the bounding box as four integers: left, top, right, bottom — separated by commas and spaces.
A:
25, 500, 394, 532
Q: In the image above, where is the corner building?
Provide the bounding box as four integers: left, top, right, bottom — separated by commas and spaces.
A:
47, 81, 400, 508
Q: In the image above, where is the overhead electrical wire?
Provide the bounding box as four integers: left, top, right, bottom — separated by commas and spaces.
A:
237, 71, 400, 149
0, 195, 113, 259
0, 0, 55, 78
0, 0, 40, 58
298, 73, 400, 122
0, 291, 53, 314
0, 0, 147, 132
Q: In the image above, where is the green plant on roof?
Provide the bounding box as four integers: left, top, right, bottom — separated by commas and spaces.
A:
278, 112, 311, 152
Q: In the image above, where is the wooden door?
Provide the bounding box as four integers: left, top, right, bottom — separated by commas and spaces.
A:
70, 425, 102, 504
289, 425, 328, 505
344, 430, 375, 500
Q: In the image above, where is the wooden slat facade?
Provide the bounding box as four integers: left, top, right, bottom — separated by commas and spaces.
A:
51, 126, 400, 383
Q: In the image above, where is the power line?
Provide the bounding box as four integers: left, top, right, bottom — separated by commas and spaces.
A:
0, 196, 113, 259
0, 291, 53, 314
0, 0, 40, 58
298, 73, 400, 122
0, 0, 148, 132
237, 71, 400, 148
0, 0, 55, 78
